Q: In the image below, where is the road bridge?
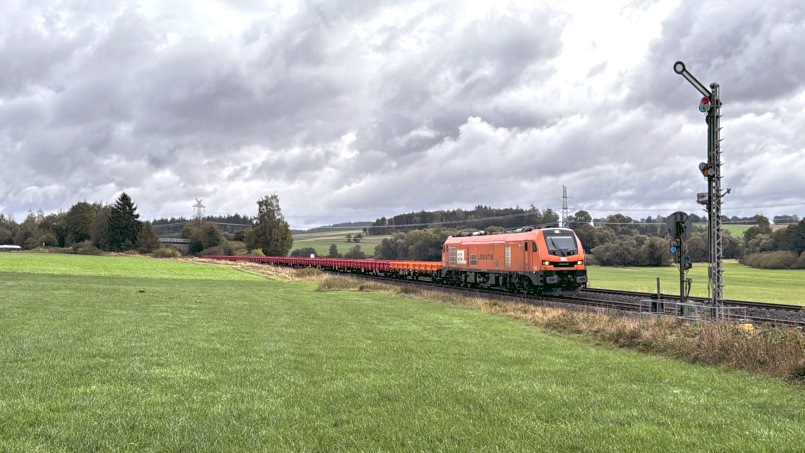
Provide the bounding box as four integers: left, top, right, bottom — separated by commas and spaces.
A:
158, 237, 190, 254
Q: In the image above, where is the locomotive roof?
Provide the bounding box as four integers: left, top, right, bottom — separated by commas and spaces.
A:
445, 227, 574, 244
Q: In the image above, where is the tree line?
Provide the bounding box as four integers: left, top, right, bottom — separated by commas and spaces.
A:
0, 193, 294, 258
739, 215, 805, 268
0, 194, 161, 254
3, 195, 803, 269
367, 205, 561, 235
369, 211, 804, 269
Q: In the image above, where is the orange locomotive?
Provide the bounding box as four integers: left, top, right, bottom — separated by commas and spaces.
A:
440, 227, 587, 294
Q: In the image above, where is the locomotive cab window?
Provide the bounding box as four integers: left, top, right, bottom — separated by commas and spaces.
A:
543, 229, 578, 257
469, 254, 477, 266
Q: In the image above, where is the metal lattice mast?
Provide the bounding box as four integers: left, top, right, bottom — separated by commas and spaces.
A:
193, 199, 205, 225
561, 186, 569, 227
707, 83, 724, 307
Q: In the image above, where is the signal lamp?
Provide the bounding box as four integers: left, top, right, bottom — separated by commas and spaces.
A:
698, 162, 713, 178
698, 96, 710, 113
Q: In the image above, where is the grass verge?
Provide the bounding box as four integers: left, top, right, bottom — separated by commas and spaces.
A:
316, 275, 805, 384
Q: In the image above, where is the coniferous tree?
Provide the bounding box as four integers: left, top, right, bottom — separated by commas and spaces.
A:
108, 193, 142, 251
201, 223, 223, 250
137, 222, 161, 253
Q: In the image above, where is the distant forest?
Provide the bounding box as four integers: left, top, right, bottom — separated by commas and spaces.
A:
367, 205, 561, 235
150, 214, 254, 236
148, 207, 799, 237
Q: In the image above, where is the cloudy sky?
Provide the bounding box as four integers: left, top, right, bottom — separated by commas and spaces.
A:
2, 0, 804, 228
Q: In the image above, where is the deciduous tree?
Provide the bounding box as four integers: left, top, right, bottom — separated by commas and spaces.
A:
252, 194, 293, 256
290, 247, 318, 257
91, 205, 111, 250
201, 223, 223, 250
137, 222, 161, 253
328, 243, 341, 258
344, 244, 366, 259
0, 214, 16, 245
65, 201, 96, 246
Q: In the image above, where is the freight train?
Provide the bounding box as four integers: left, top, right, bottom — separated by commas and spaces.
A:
208, 226, 587, 295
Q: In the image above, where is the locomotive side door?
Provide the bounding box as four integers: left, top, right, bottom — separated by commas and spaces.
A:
523, 241, 529, 271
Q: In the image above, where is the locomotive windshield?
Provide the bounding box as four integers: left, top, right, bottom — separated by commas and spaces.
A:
543, 229, 578, 256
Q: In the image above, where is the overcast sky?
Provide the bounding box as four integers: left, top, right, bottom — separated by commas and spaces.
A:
2, 0, 804, 228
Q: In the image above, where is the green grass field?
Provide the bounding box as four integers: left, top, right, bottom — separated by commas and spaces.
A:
588, 260, 805, 305
722, 224, 751, 237
292, 230, 388, 257
1, 254, 804, 451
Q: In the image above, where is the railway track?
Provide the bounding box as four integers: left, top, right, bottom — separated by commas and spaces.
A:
343, 274, 805, 327
580, 288, 805, 327
208, 255, 804, 327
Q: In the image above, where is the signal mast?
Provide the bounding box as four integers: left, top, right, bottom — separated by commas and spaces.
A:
673, 61, 725, 310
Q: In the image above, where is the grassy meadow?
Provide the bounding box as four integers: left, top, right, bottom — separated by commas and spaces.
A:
587, 259, 805, 305
292, 229, 388, 257
1, 253, 804, 451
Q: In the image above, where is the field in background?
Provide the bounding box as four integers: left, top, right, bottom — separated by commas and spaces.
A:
292, 229, 389, 256
588, 260, 805, 305
722, 224, 751, 236
2, 253, 803, 450
721, 223, 789, 236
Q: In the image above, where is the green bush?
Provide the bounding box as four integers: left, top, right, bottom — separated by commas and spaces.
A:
72, 241, 102, 255
795, 251, 805, 269
741, 251, 799, 269
294, 268, 322, 278
224, 240, 248, 256
290, 247, 318, 257
152, 247, 181, 258
200, 246, 227, 257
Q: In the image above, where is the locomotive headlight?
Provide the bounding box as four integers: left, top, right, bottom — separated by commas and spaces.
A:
542, 260, 550, 266
577, 260, 584, 265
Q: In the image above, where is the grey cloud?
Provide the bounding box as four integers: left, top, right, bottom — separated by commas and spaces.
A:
1, 0, 804, 226
630, 0, 805, 111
